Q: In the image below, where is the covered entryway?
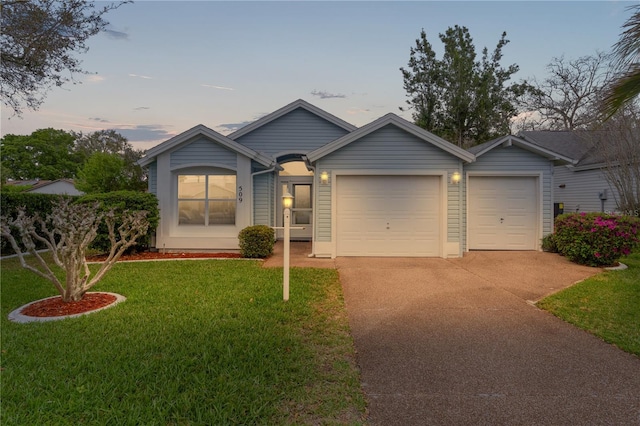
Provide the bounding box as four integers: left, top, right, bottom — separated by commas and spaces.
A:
336, 175, 441, 256
277, 160, 313, 241
468, 175, 539, 250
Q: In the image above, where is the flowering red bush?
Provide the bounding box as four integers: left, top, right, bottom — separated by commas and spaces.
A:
553, 212, 640, 266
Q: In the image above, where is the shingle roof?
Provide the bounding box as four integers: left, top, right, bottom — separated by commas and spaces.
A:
517, 131, 603, 166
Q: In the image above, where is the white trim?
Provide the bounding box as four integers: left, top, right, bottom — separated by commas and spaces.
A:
330, 169, 448, 258
307, 113, 475, 163
465, 171, 544, 251
567, 162, 607, 172
139, 124, 273, 167
473, 135, 576, 165
170, 163, 237, 172
228, 99, 356, 140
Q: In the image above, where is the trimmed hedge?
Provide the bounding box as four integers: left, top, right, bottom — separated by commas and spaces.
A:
77, 191, 159, 252
553, 212, 640, 266
238, 225, 275, 258
1, 191, 159, 255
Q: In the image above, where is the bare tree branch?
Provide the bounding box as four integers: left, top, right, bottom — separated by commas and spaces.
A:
1, 198, 149, 302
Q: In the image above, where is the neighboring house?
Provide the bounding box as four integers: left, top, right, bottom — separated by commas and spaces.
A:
26, 179, 84, 196
518, 131, 619, 214
5, 179, 84, 195
139, 99, 572, 258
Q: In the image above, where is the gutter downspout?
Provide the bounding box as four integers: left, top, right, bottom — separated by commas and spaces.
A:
302, 156, 317, 258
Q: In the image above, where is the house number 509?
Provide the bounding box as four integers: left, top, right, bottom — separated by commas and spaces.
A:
238, 186, 243, 203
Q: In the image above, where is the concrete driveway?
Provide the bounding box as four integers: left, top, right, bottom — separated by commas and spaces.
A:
336, 252, 640, 425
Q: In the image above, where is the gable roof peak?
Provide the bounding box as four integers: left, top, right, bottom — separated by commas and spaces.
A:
307, 112, 475, 163
138, 123, 273, 167
228, 99, 356, 140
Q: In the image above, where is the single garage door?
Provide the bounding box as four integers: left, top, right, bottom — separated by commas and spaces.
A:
336, 175, 441, 256
468, 176, 538, 250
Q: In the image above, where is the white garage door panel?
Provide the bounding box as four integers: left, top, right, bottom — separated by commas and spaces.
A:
469, 176, 538, 250
336, 175, 441, 256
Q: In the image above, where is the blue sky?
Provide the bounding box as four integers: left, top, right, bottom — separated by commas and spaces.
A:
1, 1, 634, 150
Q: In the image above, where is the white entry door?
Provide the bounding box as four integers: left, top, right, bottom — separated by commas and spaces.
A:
336, 175, 441, 256
468, 176, 539, 250
277, 177, 313, 241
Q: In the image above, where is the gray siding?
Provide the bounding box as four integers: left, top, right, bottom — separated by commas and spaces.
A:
170, 137, 237, 169
234, 108, 349, 156
447, 175, 462, 243
315, 125, 460, 243
464, 145, 554, 250
554, 166, 619, 213
253, 172, 274, 225
148, 162, 157, 195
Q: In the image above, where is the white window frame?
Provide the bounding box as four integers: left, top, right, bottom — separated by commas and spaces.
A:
177, 174, 236, 226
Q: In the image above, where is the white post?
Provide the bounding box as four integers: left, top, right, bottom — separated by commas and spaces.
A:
283, 207, 291, 301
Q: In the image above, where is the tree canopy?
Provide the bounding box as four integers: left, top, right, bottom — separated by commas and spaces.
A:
1, 128, 147, 192
0, 0, 129, 115
0, 128, 82, 180
74, 130, 147, 192
400, 26, 523, 147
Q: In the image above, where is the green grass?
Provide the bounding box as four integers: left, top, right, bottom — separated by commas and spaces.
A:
1, 258, 366, 425
538, 251, 640, 357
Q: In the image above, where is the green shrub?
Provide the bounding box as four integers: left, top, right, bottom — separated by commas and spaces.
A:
553, 212, 640, 266
0, 192, 76, 255
77, 191, 159, 253
541, 233, 558, 253
238, 225, 275, 258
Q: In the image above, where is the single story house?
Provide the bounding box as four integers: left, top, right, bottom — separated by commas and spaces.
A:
4, 179, 84, 196
518, 131, 622, 214
139, 99, 573, 258
27, 179, 84, 196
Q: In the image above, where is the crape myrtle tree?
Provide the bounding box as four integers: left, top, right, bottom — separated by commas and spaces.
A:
400, 26, 524, 147
1, 0, 130, 115
0, 198, 149, 302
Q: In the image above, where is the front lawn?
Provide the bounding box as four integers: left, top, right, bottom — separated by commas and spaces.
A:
0, 258, 366, 425
538, 251, 640, 357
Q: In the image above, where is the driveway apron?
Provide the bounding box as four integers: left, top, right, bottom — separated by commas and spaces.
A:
337, 252, 640, 425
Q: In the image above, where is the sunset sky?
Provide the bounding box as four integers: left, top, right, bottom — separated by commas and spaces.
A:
1, 1, 633, 150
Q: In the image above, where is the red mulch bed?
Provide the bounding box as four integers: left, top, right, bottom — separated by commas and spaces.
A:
21, 293, 117, 317
86, 251, 242, 262
19, 252, 241, 318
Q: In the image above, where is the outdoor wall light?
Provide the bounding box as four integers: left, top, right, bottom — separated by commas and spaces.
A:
451, 171, 461, 184
282, 192, 294, 209
320, 171, 329, 185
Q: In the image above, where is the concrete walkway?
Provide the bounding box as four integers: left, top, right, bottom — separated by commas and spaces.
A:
264, 244, 640, 424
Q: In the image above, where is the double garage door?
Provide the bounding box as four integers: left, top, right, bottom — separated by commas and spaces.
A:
336, 175, 441, 256
335, 174, 539, 257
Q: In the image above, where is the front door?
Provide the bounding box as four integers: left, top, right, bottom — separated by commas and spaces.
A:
277, 177, 313, 241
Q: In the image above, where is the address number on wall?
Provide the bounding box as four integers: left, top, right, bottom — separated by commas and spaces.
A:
238, 186, 243, 203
